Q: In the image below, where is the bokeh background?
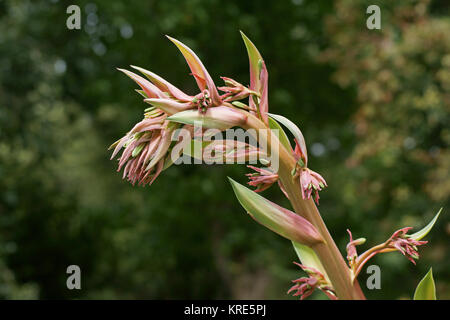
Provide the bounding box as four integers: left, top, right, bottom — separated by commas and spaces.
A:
0, 0, 448, 299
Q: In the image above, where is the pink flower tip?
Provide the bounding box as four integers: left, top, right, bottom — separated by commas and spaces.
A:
288, 262, 337, 300
299, 168, 327, 204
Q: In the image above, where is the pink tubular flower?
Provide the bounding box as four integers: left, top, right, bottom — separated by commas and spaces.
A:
288, 262, 336, 300
388, 227, 428, 264
299, 168, 327, 204
245, 165, 289, 198
246, 165, 278, 192
109, 108, 176, 186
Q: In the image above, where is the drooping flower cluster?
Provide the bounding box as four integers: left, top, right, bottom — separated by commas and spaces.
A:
289, 135, 328, 204
288, 262, 336, 300
299, 168, 327, 204
388, 227, 428, 264
246, 165, 279, 192
110, 36, 256, 185
245, 165, 290, 198
109, 109, 174, 186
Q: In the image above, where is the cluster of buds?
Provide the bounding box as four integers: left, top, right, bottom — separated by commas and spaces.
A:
218, 77, 257, 103
288, 262, 336, 300
191, 89, 213, 113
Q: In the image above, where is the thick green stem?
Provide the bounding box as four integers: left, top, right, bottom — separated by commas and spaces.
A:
244, 112, 366, 300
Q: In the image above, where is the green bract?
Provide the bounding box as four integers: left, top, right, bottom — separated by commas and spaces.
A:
413, 268, 436, 300
268, 117, 293, 152
292, 241, 331, 283
228, 178, 323, 246
268, 113, 308, 163
409, 208, 442, 241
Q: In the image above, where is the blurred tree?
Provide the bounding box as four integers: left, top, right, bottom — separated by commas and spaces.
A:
320, 0, 449, 298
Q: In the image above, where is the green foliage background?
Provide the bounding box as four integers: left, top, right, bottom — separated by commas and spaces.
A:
0, 0, 448, 299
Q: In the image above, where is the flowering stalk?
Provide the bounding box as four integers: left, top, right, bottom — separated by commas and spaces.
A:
109, 33, 442, 300
242, 112, 366, 299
